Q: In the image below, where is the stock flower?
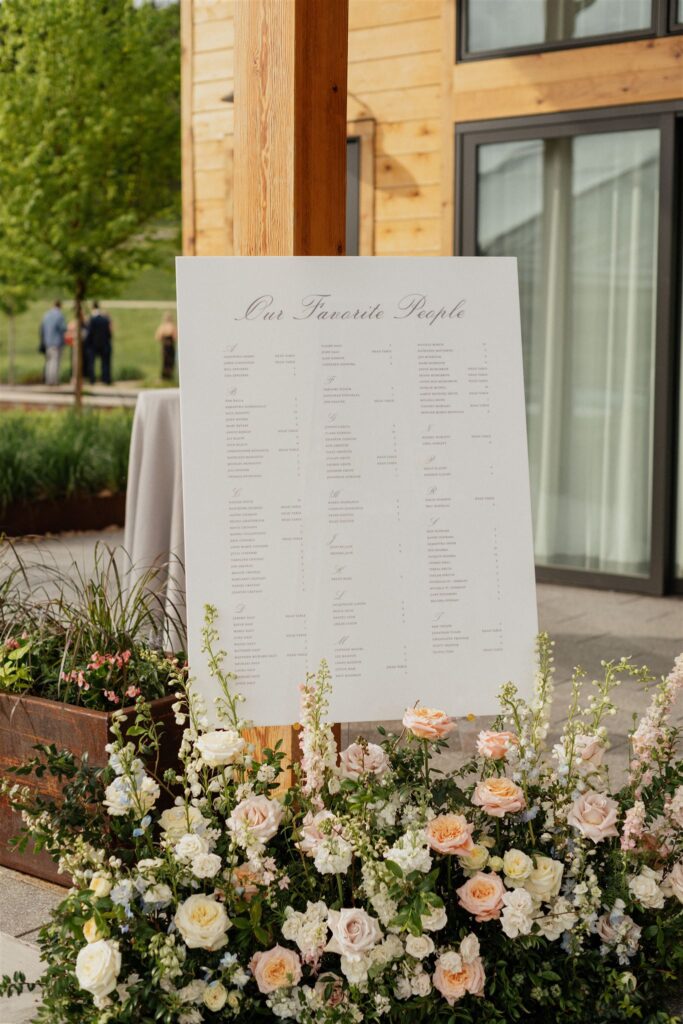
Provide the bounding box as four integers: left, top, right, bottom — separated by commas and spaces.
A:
500, 888, 534, 938
456, 872, 505, 921
75, 939, 121, 1003
174, 894, 231, 951
567, 791, 619, 843
195, 729, 245, 767
250, 946, 302, 994
426, 813, 475, 856
476, 730, 518, 760
524, 856, 564, 904
471, 777, 526, 817
339, 742, 389, 779
228, 795, 284, 845
327, 908, 382, 961
402, 707, 455, 740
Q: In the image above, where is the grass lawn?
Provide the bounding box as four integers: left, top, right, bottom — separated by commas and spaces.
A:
0, 232, 180, 388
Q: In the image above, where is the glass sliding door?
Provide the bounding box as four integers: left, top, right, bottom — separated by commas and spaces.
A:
466, 119, 663, 580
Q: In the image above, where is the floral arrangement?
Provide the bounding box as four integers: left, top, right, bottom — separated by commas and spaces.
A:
2, 612, 682, 1024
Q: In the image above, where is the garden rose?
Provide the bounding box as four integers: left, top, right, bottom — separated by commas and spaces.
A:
629, 867, 665, 909
502, 848, 533, 885
476, 730, 518, 760
159, 804, 208, 842
459, 933, 480, 963
662, 862, 683, 903
174, 832, 210, 863
339, 741, 390, 779
567, 791, 619, 842
195, 728, 245, 767
433, 951, 485, 1004
250, 946, 302, 994
75, 939, 121, 1002
421, 905, 448, 931
524, 856, 564, 904
456, 871, 505, 921
405, 934, 435, 959
89, 873, 112, 899
174, 894, 231, 950
402, 707, 455, 740
471, 777, 526, 817
228, 795, 284, 844
204, 982, 228, 1011
426, 813, 475, 856
191, 852, 222, 879
460, 844, 489, 871
83, 918, 104, 943
327, 908, 382, 960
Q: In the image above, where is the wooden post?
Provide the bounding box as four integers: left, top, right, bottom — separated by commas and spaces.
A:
233, 0, 349, 775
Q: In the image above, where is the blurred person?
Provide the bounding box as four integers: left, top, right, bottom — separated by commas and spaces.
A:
39, 299, 67, 385
155, 310, 177, 380
84, 301, 113, 384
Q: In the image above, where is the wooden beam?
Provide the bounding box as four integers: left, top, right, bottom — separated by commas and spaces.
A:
233, 0, 349, 255
180, 0, 196, 256
439, 0, 455, 255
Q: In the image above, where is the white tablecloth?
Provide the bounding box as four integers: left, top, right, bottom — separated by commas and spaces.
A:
124, 389, 186, 650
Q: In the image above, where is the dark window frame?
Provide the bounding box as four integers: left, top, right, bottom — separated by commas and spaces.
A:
457, 0, 678, 62
455, 101, 683, 595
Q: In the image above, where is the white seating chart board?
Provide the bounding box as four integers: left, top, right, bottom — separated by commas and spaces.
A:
176, 257, 538, 725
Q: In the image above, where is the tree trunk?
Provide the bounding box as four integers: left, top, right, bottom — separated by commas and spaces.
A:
73, 282, 85, 409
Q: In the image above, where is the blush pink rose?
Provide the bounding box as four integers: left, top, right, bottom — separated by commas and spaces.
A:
426, 813, 475, 856
339, 742, 389, 780
574, 734, 605, 770
250, 946, 302, 993
476, 731, 519, 760
402, 707, 455, 741
297, 809, 335, 857
228, 795, 283, 844
567, 791, 619, 843
326, 908, 382, 961
471, 777, 526, 818
433, 952, 486, 1004
456, 871, 505, 921
663, 861, 683, 904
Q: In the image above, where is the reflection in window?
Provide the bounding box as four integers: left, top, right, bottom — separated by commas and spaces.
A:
477, 129, 660, 576
465, 0, 651, 54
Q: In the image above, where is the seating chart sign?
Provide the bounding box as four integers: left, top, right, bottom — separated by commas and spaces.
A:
176, 257, 538, 724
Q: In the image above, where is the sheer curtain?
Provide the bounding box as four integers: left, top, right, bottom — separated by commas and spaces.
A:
478, 129, 660, 576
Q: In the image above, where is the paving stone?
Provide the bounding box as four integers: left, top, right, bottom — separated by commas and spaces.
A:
0, 869, 63, 940
0, 933, 44, 1024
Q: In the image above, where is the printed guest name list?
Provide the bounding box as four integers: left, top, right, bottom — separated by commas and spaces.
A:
177, 257, 538, 725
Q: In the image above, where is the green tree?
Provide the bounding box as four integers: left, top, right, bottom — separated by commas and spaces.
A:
0, 0, 180, 403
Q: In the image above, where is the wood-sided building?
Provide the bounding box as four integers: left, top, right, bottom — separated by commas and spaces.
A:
181, 0, 683, 596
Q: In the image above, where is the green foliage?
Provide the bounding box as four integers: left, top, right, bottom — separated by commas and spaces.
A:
0, 408, 133, 510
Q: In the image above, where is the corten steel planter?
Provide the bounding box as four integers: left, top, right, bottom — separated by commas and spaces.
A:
0, 491, 126, 537
0, 691, 181, 885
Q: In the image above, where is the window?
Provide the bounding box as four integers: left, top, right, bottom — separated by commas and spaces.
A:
457, 104, 682, 593
459, 0, 679, 59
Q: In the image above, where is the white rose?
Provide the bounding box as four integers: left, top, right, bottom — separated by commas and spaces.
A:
327, 908, 382, 961
143, 884, 173, 907
204, 982, 228, 1011
191, 853, 222, 879
196, 729, 245, 768
75, 939, 121, 1000
405, 934, 435, 959
503, 849, 533, 886
412, 970, 431, 996
629, 868, 665, 909
421, 905, 448, 931
662, 862, 683, 904
524, 856, 564, 904
175, 833, 210, 863
174, 894, 231, 951
89, 873, 112, 899
459, 933, 480, 964
339, 742, 390, 780
159, 805, 208, 843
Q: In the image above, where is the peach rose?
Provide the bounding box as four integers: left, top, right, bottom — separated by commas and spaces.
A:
228, 795, 283, 844
297, 809, 335, 857
433, 951, 486, 1004
567, 791, 619, 843
402, 707, 455, 741
456, 871, 505, 921
339, 742, 389, 780
426, 813, 475, 856
471, 777, 526, 818
250, 945, 302, 994
476, 731, 518, 760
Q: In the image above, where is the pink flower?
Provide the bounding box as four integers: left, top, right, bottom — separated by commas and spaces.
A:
476, 730, 518, 760
103, 690, 119, 704
230, 862, 262, 901
433, 952, 486, 1004
426, 813, 475, 856
471, 777, 526, 817
326, 908, 382, 960
297, 809, 335, 857
250, 946, 301, 993
662, 862, 683, 904
228, 795, 283, 844
621, 801, 646, 851
125, 685, 141, 699
567, 791, 619, 843
456, 872, 505, 921
339, 742, 389, 780
402, 707, 455, 741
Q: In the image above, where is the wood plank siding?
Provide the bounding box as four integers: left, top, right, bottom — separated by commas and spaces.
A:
182, 0, 683, 258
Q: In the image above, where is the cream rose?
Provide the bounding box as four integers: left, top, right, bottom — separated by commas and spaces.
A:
339, 742, 390, 780
433, 951, 486, 1004
460, 844, 489, 872
524, 856, 564, 904
459, 933, 480, 963
75, 939, 121, 1001
567, 791, 619, 843
89, 873, 112, 899
196, 728, 245, 768
629, 867, 665, 909
174, 832, 210, 863
421, 905, 448, 931
83, 918, 104, 944
228, 795, 284, 844
204, 982, 228, 1011
663, 862, 683, 904
503, 848, 533, 885
402, 707, 455, 740
250, 945, 302, 994
159, 804, 208, 842
174, 894, 231, 951
456, 871, 505, 921
476, 731, 518, 760
426, 813, 475, 856
405, 933, 435, 959
471, 777, 526, 818
326, 907, 382, 961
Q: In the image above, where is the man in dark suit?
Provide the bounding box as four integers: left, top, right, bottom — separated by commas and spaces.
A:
84, 302, 113, 384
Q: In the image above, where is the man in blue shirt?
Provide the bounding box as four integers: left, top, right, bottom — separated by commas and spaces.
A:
40, 300, 67, 386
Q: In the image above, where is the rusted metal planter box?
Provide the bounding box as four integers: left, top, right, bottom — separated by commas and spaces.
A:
0, 491, 126, 537
0, 691, 181, 885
